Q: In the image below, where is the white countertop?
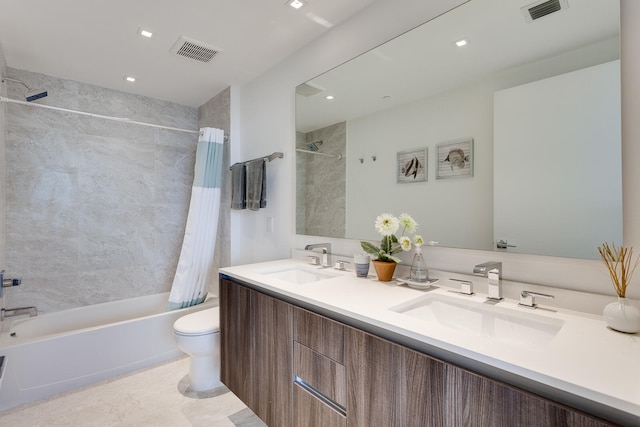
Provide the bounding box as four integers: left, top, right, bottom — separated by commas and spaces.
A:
219, 258, 640, 425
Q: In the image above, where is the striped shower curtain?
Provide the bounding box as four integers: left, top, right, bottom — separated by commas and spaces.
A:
167, 127, 224, 310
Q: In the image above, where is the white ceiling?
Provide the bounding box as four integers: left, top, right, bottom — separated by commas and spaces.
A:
296, 0, 620, 133
0, 0, 376, 107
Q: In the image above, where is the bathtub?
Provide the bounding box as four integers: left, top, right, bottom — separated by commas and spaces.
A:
0, 292, 217, 411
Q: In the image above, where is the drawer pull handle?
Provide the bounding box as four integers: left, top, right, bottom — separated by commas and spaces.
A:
294, 376, 346, 416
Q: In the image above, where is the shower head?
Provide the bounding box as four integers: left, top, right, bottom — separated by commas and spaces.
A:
2, 77, 48, 102
305, 140, 323, 152
25, 89, 48, 102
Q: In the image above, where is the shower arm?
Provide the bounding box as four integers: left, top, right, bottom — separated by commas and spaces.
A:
1, 77, 32, 90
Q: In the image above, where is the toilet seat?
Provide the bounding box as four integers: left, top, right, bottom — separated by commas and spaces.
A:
173, 307, 220, 336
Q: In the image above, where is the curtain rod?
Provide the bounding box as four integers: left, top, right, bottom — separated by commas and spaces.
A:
0, 96, 199, 134
229, 152, 283, 170
296, 148, 343, 160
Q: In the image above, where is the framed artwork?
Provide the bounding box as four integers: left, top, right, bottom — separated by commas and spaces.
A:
436, 138, 473, 179
397, 148, 427, 183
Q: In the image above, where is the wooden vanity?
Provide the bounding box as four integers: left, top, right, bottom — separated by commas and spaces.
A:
219, 273, 620, 426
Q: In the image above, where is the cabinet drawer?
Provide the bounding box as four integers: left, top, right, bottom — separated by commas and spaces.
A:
294, 383, 346, 427
294, 342, 346, 407
294, 307, 344, 364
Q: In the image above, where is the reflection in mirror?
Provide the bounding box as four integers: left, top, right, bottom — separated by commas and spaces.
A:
295, 0, 621, 260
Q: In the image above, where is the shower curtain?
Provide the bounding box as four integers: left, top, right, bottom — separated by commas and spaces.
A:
167, 127, 224, 310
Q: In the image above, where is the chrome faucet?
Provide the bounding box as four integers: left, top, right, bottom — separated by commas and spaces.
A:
519, 290, 554, 309
473, 261, 502, 301
1, 306, 37, 321
304, 243, 332, 268
0, 270, 22, 299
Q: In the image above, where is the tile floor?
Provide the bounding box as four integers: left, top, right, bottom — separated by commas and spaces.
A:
0, 356, 267, 427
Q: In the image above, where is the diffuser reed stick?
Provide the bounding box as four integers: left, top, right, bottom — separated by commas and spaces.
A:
598, 242, 640, 298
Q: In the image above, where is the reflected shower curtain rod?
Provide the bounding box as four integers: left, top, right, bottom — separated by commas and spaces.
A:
229, 152, 283, 170
296, 148, 342, 160
0, 96, 200, 134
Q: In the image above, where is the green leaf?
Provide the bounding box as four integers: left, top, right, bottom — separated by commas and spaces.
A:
361, 241, 381, 256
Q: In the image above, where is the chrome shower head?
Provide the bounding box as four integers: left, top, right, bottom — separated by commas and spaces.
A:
305, 140, 323, 152
2, 77, 48, 102
26, 89, 48, 102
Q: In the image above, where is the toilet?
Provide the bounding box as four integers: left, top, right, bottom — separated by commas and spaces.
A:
173, 306, 222, 391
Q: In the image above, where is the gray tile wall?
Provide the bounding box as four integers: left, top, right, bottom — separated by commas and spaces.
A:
3, 68, 200, 313
297, 122, 346, 238
198, 87, 231, 296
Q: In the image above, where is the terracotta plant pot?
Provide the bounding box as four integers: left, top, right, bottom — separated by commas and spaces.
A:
372, 260, 397, 282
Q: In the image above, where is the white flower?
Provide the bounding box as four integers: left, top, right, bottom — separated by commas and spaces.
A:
399, 236, 412, 251
413, 235, 424, 246
374, 213, 399, 236
399, 213, 418, 234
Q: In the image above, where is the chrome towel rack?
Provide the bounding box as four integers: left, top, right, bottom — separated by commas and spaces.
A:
229, 152, 283, 170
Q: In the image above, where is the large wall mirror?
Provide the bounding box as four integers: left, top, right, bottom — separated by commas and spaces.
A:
295, 0, 621, 260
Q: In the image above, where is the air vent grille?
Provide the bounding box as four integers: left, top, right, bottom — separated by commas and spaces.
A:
522, 0, 568, 23
170, 36, 220, 63
296, 82, 324, 97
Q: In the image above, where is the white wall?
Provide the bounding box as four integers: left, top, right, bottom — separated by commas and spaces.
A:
231, 0, 467, 265
233, 0, 640, 298
494, 61, 622, 259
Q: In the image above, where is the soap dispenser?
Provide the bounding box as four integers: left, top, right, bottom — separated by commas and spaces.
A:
410, 245, 429, 283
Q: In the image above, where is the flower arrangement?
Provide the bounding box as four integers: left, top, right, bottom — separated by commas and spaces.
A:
598, 242, 640, 298
361, 213, 423, 263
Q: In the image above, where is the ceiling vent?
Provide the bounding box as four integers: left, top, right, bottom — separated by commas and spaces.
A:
170, 36, 220, 63
522, 0, 568, 23
295, 82, 325, 97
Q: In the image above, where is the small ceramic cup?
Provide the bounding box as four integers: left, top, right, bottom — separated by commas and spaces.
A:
354, 253, 371, 278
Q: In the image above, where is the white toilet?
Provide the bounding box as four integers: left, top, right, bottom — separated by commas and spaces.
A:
173, 306, 222, 391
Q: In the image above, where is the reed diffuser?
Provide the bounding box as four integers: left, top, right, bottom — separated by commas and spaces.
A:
597, 242, 640, 298
598, 242, 640, 333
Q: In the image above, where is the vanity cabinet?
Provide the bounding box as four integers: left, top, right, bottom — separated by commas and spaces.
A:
444, 365, 614, 426
293, 307, 347, 427
346, 327, 445, 426
220, 276, 615, 426
219, 278, 293, 427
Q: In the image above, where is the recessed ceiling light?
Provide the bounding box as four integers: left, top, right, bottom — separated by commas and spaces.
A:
124, 76, 136, 83
455, 39, 468, 47
289, 0, 304, 9
137, 27, 153, 38
325, 95, 335, 100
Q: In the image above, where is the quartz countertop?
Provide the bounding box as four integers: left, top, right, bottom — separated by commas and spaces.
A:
219, 258, 640, 425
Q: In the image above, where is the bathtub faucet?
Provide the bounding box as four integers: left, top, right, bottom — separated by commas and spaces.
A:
0, 270, 22, 299
1, 306, 37, 321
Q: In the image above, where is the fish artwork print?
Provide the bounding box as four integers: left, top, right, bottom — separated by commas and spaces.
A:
444, 148, 469, 171
402, 155, 424, 179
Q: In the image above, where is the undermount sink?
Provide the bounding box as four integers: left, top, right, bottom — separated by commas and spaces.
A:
259, 265, 339, 284
390, 293, 564, 349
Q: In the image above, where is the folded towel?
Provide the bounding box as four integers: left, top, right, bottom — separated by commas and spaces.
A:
230, 163, 246, 210
246, 159, 267, 210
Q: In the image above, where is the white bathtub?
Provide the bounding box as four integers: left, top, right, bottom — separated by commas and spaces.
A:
0, 292, 217, 411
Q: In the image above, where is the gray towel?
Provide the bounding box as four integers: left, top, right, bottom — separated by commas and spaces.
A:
230, 163, 246, 210
246, 159, 267, 210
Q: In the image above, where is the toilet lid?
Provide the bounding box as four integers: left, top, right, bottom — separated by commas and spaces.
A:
173, 307, 220, 336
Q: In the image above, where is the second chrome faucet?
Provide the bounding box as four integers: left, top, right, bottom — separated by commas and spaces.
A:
473, 261, 502, 301
305, 243, 332, 268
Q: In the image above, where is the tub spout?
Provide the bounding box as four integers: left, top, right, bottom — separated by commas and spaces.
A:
1, 306, 37, 321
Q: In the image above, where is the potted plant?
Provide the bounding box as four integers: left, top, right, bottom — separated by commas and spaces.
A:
598, 242, 640, 333
360, 213, 421, 282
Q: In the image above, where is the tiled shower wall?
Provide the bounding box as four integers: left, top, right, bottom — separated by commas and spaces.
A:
296, 121, 346, 238
3, 68, 202, 314
198, 87, 231, 297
